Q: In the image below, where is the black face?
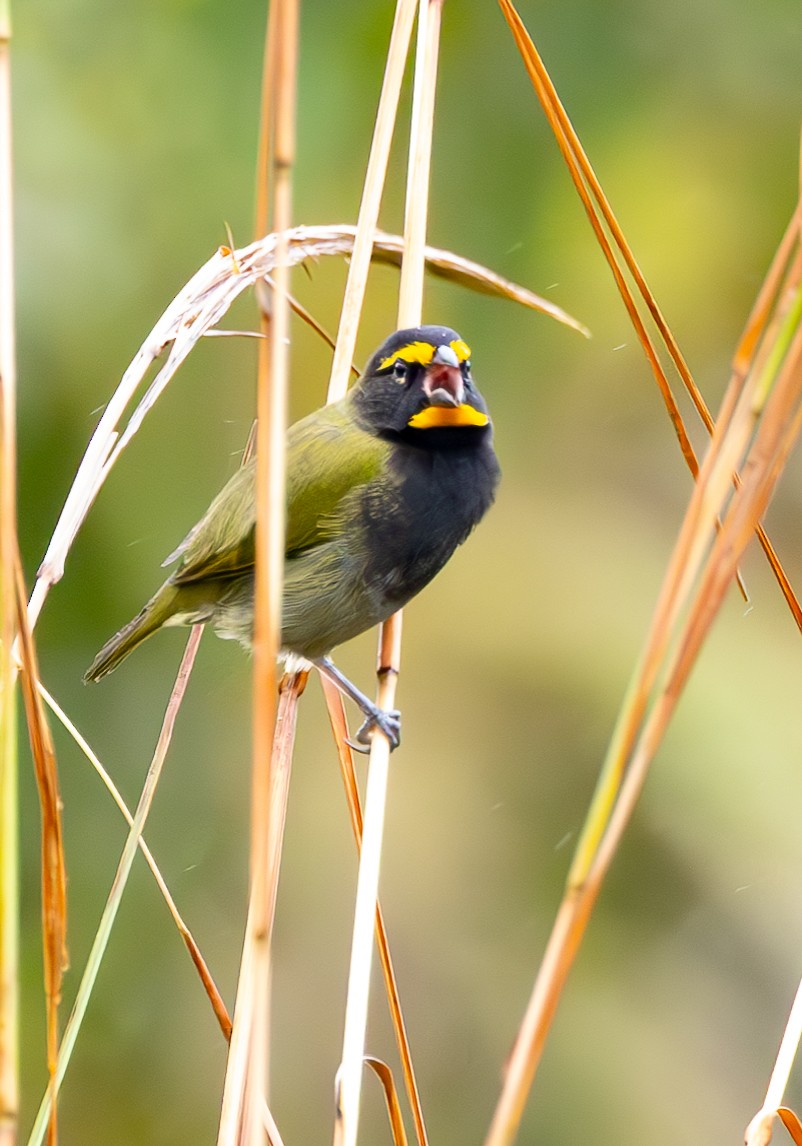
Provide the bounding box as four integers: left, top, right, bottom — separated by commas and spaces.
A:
353, 325, 491, 445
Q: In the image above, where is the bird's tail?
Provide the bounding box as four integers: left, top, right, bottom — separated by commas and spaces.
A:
84, 584, 181, 682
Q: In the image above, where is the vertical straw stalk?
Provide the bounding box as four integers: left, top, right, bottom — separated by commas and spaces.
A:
321, 9, 420, 1137
322, 680, 428, 1146
335, 4, 442, 1144
217, 0, 298, 1142
12, 558, 66, 1146
326, 0, 419, 406
0, 2, 17, 1141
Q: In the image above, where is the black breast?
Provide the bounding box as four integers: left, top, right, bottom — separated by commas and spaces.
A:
360, 429, 500, 610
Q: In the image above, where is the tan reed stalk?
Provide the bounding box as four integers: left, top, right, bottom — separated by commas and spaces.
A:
0, 10, 63, 1145
0, 3, 17, 1141
255, 0, 279, 241
365, 1058, 409, 1146
318, 4, 418, 1140
216, 0, 298, 1141
322, 679, 428, 1146
326, 0, 419, 404
13, 556, 67, 1146
747, 883, 802, 1146
216, 0, 280, 1133
335, 5, 441, 1145
215, 667, 305, 1146
484, 208, 802, 1146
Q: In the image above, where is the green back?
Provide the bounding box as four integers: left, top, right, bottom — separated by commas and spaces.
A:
168, 395, 389, 585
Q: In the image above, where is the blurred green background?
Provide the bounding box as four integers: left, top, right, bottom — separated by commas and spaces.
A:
11, 0, 802, 1142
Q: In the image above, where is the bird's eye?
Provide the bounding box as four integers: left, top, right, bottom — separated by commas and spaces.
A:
392, 360, 409, 381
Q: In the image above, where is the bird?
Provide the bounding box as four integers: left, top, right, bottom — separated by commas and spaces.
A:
85, 324, 500, 750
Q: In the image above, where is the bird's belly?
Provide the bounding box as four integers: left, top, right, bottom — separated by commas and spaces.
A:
280, 543, 389, 659
208, 546, 390, 661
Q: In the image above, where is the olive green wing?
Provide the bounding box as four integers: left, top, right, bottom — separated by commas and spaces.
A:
167, 399, 388, 586
164, 459, 258, 584
283, 402, 390, 556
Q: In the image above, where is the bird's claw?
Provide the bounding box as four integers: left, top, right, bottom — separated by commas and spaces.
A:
345, 708, 401, 754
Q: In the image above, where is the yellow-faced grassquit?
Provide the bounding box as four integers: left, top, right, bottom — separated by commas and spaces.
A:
85, 325, 500, 749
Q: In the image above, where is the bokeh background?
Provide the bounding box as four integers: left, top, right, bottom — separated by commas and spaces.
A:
12, 1, 802, 1142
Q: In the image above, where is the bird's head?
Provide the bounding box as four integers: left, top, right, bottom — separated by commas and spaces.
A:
353, 325, 491, 442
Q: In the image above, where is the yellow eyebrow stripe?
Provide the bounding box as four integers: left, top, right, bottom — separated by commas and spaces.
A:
378, 341, 435, 370
378, 338, 472, 371
449, 339, 471, 362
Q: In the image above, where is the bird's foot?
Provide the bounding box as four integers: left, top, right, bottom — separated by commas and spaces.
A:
346, 706, 402, 754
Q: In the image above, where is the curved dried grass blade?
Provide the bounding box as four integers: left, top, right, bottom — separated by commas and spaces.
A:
371, 237, 588, 335
365, 1058, 409, 1146
778, 1109, 802, 1145
32, 224, 584, 625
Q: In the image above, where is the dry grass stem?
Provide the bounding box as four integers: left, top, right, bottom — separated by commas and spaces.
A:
261, 1099, 286, 1146
747, 1106, 802, 1146
485, 203, 802, 1146
0, 4, 18, 1141
3, 12, 69, 1143
13, 557, 66, 1146
217, 670, 304, 1146
334, 676, 395, 1146
254, 0, 279, 240
322, 678, 428, 1146
336, 5, 442, 1142
746, 962, 802, 1144
256, 281, 361, 377
218, 1, 298, 1141
27, 627, 203, 1146
398, 0, 442, 324
327, 0, 419, 405
38, 681, 232, 1039
365, 1058, 409, 1146
497, 0, 699, 471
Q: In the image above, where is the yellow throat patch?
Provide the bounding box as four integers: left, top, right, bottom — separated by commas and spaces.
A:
407, 405, 489, 430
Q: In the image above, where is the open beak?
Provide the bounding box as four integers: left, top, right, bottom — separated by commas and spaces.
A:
407, 345, 489, 430
423, 350, 465, 408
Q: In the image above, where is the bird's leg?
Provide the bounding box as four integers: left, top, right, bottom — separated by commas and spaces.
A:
313, 656, 401, 753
